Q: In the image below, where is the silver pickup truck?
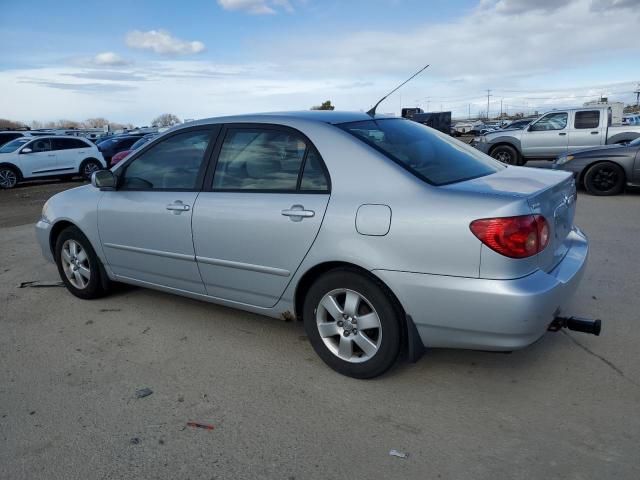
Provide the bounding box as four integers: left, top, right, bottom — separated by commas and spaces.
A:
471, 106, 640, 165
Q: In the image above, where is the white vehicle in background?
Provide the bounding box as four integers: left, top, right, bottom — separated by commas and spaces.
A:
0, 136, 106, 189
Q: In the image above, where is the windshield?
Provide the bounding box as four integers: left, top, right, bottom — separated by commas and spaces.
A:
630, 137, 640, 147
338, 118, 503, 186
0, 137, 30, 153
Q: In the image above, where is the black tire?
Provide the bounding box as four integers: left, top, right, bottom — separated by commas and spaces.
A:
303, 268, 402, 379
490, 144, 521, 165
0, 165, 20, 189
583, 162, 625, 196
79, 158, 102, 180
54, 226, 111, 299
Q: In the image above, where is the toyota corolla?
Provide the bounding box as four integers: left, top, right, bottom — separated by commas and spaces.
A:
35, 111, 600, 378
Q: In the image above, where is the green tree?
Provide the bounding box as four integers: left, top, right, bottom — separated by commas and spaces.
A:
311, 100, 335, 111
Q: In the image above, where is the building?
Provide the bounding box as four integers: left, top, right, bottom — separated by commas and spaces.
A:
584, 98, 624, 125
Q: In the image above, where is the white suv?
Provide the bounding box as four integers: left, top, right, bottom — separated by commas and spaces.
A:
0, 136, 106, 189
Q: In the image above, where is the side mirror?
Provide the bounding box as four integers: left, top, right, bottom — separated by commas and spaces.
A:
21, 148, 32, 154
91, 170, 116, 190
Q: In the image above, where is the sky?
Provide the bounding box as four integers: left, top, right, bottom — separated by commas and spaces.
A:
1, 0, 639, 125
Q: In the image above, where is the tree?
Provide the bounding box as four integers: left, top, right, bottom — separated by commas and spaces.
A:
83, 117, 109, 128
151, 113, 181, 127
0, 118, 26, 129
311, 100, 335, 111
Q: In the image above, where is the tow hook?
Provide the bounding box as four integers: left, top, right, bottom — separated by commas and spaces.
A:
548, 316, 602, 336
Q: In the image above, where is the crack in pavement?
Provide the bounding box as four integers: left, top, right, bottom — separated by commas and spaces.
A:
562, 330, 640, 389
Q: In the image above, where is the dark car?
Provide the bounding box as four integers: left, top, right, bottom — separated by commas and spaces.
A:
553, 137, 640, 195
97, 134, 145, 163
109, 134, 157, 167
0, 131, 26, 147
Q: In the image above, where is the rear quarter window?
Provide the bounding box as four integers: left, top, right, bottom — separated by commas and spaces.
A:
338, 118, 503, 186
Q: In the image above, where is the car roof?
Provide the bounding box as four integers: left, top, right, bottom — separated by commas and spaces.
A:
24, 135, 93, 141
188, 110, 394, 127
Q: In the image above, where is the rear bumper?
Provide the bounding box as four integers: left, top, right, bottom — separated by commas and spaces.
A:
374, 227, 588, 351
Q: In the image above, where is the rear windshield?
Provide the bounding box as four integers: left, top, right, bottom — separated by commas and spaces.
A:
338, 118, 503, 186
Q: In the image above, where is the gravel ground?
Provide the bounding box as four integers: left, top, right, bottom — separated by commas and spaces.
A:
1, 175, 639, 479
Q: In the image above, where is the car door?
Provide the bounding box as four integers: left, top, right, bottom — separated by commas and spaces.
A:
568, 110, 604, 150
53, 138, 92, 172
18, 138, 58, 177
97, 127, 218, 293
520, 111, 569, 158
192, 124, 331, 308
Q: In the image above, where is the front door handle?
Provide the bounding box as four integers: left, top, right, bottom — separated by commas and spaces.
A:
558, 132, 567, 136
48, 154, 55, 157
282, 204, 315, 222
166, 201, 190, 214
590, 131, 599, 135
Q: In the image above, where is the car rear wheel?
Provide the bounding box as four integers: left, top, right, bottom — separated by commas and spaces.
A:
303, 269, 401, 379
55, 226, 110, 299
0, 166, 19, 189
490, 145, 521, 165
80, 159, 102, 180
584, 162, 625, 196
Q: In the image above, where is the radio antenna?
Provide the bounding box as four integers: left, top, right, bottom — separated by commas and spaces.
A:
366, 64, 430, 117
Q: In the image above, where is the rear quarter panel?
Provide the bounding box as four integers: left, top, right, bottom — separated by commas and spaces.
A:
269, 121, 533, 308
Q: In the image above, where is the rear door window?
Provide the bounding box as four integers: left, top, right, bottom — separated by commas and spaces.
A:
574, 110, 600, 129
339, 119, 502, 186
212, 128, 329, 192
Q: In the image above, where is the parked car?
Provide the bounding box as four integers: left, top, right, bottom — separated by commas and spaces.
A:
502, 118, 535, 130
36, 111, 598, 378
0, 136, 105, 189
471, 106, 640, 165
553, 136, 640, 195
109, 134, 157, 167
97, 134, 144, 163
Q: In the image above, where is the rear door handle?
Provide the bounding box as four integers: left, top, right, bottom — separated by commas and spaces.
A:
590, 131, 599, 135
558, 132, 567, 136
166, 201, 190, 213
282, 205, 315, 221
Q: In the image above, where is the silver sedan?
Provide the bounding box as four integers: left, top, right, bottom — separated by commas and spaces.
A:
36, 111, 592, 378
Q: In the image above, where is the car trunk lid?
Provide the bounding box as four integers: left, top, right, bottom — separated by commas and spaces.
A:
443, 166, 576, 273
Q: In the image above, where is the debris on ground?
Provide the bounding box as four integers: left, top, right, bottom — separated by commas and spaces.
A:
389, 449, 409, 459
142, 327, 150, 334
135, 388, 153, 399
100, 308, 121, 312
187, 421, 215, 431
18, 280, 64, 288
130, 437, 140, 445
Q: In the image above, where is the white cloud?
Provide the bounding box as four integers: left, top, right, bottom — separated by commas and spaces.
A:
93, 52, 129, 66
217, 0, 293, 15
125, 30, 205, 55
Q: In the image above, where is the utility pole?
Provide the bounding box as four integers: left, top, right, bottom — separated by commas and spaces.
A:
635, 82, 640, 107
486, 89, 492, 120
500, 98, 503, 118
468, 103, 471, 119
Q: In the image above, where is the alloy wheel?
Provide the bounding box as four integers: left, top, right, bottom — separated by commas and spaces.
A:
315, 288, 382, 363
592, 166, 619, 192
83, 162, 100, 177
61, 239, 91, 289
494, 151, 512, 164
0, 168, 17, 188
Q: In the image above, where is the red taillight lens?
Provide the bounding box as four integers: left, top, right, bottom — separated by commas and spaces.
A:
470, 215, 550, 259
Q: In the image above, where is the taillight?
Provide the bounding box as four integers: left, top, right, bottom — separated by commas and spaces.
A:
470, 215, 549, 259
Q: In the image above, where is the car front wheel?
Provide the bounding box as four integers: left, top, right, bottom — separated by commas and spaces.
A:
0, 166, 19, 189
490, 145, 521, 165
55, 226, 110, 299
583, 162, 625, 196
303, 269, 401, 379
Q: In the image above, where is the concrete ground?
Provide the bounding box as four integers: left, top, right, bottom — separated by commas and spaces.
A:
1, 179, 639, 479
